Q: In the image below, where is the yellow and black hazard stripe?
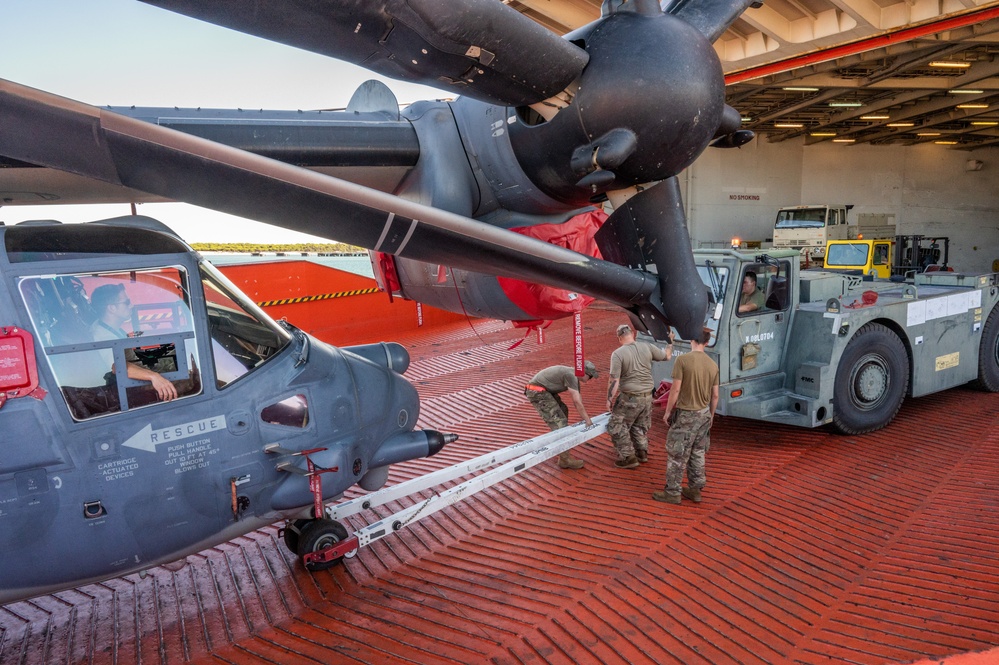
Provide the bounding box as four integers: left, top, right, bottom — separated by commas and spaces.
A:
136, 312, 172, 323
257, 287, 380, 308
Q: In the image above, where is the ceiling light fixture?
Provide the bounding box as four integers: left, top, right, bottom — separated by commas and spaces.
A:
832, 139, 855, 143
934, 140, 958, 145
917, 132, 941, 136
972, 121, 999, 126
829, 101, 863, 107
860, 114, 890, 120
949, 89, 984, 94
887, 122, 915, 127
741, 117, 752, 122
810, 132, 837, 137
957, 104, 989, 109
774, 123, 803, 128
783, 87, 819, 91
929, 61, 971, 69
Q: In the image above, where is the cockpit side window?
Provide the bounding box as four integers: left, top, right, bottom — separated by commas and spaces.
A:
737, 265, 770, 316
18, 267, 202, 421
199, 264, 290, 389
737, 261, 793, 315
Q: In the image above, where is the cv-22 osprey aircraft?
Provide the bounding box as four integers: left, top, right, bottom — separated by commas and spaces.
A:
0, 0, 757, 602
0, 215, 456, 604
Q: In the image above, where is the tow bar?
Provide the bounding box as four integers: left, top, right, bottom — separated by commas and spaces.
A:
300, 414, 609, 566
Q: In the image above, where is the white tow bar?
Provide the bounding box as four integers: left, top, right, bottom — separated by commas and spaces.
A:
325, 414, 608, 559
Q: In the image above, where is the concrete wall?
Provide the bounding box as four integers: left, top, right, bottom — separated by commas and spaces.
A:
682, 136, 802, 247
682, 137, 999, 273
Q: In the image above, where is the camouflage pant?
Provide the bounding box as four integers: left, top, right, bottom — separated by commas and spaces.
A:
608, 393, 652, 459
664, 409, 713, 496
526, 390, 569, 431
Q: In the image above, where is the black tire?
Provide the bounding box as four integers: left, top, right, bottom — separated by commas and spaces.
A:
974, 306, 999, 392
297, 518, 349, 571
832, 323, 909, 434
282, 518, 310, 554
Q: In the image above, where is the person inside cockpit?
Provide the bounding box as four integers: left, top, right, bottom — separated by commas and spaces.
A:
89, 283, 178, 402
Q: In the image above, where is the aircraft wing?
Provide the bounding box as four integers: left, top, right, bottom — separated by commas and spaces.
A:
0, 78, 662, 322
0, 99, 421, 206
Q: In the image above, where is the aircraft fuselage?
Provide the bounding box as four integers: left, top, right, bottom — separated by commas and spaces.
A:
0, 218, 446, 604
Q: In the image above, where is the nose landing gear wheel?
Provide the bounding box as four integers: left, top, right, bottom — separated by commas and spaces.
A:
297, 518, 349, 571
281, 518, 311, 554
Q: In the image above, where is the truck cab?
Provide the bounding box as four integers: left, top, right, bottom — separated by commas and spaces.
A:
772, 204, 851, 264
673, 248, 798, 403
823, 238, 894, 278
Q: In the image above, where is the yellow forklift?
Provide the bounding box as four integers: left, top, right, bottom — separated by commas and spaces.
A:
823, 235, 950, 279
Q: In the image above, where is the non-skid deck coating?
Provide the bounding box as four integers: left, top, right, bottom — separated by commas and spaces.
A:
2, 307, 998, 665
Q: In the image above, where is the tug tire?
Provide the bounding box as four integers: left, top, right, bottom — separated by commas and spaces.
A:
974, 306, 999, 392
832, 323, 909, 434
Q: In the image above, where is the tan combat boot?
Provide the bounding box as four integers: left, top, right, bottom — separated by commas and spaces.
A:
614, 455, 640, 469
681, 487, 702, 502
652, 490, 681, 504
558, 452, 585, 469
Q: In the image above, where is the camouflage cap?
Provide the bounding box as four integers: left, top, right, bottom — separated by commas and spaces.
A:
584, 360, 598, 378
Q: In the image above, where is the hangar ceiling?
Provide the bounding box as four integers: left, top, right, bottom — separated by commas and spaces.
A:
508, 0, 999, 149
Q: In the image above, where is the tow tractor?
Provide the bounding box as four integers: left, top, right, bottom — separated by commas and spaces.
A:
652, 248, 999, 434
281, 416, 608, 569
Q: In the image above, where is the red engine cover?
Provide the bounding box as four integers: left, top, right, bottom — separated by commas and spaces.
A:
497, 209, 607, 320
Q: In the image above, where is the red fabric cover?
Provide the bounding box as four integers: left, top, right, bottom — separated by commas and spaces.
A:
653, 380, 671, 407
374, 252, 401, 292
497, 209, 607, 320
373, 252, 401, 302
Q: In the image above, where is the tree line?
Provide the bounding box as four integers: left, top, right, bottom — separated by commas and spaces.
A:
191, 242, 366, 253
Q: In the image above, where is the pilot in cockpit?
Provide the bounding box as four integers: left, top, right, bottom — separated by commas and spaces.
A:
89, 283, 178, 402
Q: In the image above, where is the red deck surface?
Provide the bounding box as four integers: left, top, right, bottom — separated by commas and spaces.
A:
2, 306, 998, 664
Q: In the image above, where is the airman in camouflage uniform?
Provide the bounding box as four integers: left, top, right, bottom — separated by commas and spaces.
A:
654, 327, 720, 505
525, 361, 598, 469
607, 324, 672, 468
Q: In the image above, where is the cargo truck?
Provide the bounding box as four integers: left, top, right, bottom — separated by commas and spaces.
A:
650, 248, 999, 434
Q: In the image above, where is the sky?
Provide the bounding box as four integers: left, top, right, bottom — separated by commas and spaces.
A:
1, 0, 443, 244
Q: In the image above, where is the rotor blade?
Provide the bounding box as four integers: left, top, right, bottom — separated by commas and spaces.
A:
0, 81, 421, 206
108, 105, 420, 168
0, 78, 655, 311
139, 0, 588, 108
594, 178, 708, 340
664, 0, 761, 43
